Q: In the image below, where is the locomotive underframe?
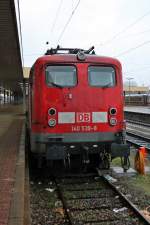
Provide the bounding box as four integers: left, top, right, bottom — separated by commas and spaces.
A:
29, 131, 130, 170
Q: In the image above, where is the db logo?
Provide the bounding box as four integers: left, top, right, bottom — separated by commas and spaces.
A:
76, 113, 91, 123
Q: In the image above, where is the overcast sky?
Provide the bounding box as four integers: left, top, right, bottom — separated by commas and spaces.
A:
16, 0, 150, 86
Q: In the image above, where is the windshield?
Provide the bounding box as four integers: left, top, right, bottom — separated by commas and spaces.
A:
46, 65, 77, 87
88, 66, 116, 87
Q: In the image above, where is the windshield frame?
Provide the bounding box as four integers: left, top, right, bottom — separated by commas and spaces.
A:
45, 64, 77, 88
88, 65, 116, 88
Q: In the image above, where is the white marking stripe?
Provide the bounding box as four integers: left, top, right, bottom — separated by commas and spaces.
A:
92, 112, 108, 123
58, 112, 75, 124
58, 112, 108, 124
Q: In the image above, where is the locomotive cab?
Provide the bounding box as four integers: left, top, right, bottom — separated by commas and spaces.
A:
27, 47, 130, 171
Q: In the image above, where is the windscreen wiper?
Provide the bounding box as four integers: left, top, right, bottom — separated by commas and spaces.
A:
50, 82, 63, 89
102, 83, 112, 88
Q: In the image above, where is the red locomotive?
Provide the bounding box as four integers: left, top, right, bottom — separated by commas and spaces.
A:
27, 47, 130, 170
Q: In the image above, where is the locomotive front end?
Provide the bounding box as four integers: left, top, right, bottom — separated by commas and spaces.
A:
28, 48, 130, 170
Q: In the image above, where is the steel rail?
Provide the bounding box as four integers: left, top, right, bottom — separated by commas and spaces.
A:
101, 173, 150, 225
126, 131, 150, 151
127, 138, 145, 149
54, 178, 75, 225
126, 119, 150, 128
126, 131, 150, 142
55, 172, 150, 225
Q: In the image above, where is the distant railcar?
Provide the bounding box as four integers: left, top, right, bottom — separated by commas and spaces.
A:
125, 93, 150, 106
27, 47, 130, 170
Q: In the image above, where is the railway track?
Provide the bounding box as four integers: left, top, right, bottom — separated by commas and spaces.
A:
126, 121, 150, 151
125, 111, 150, 125
126, 119, 150, 128
30, 172, 150, 225
30, 119, 150, 225
126, 132, 150, 151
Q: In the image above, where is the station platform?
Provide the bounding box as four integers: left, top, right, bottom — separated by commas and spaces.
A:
124, 106, 150, 114
0, 104, 25, 225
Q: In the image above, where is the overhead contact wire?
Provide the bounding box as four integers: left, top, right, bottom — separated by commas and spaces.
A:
115, 40, 150, 57
57, 0, 81, 43
50, 0, 63, 34
108, 28, 150, 43
101, 10, 150, 46
124, 66, 150, 74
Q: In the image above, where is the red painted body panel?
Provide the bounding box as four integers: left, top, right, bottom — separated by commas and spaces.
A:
29, 54, 124, 135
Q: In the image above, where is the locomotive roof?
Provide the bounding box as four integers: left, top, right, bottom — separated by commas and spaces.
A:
35, 54, 121, 68
32, 47, 121, 69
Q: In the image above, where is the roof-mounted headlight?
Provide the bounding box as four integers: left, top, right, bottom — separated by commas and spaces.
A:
77, 50, 86, 61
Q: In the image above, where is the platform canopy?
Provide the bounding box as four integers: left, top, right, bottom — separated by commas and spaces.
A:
0, 0, 23, 93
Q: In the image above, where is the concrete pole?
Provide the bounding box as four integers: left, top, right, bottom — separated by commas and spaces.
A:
9, 90, 11, 104
127, 77, 133, 105
23, 79, 26, 113
10, 91, 13, 103
0, 83, 4, 104
3, 88, 6, 104
6, 90, 8, 104
0, 86, 1, 105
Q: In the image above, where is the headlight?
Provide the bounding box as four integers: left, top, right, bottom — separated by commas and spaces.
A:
77, 50, 86, 61
48, 108, 56, 116
109, 107, 117, 115
110, 117, 117, 126
48, 118, 56, 127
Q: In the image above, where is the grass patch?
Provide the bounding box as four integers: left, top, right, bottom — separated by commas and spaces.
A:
111, 157, 122, 167
111, 150, 144, 168
129, 174, 150, 196
111, 149, 150, 196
